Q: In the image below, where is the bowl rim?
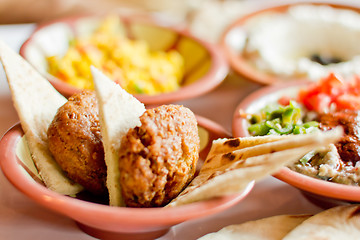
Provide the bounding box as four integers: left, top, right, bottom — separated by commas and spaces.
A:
232, 80, 360, 202
273, 167, 360, 202
19, 14, 229, 105
219, 2, 360, 85
0, 115, 253, 232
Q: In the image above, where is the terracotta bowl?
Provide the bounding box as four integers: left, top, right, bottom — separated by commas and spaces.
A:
0, 115, 253, 240
20, 15, 229, 105
232, 81, 360, 206
220, 2, 360, 85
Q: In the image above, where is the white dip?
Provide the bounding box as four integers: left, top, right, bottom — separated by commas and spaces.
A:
242, 4, 360, 80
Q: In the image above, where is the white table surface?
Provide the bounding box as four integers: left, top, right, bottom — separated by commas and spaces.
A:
0, 1, 358, 238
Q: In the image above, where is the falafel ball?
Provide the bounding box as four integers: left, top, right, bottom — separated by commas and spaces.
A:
118, 104, 200, 207
47, 91, 107, 195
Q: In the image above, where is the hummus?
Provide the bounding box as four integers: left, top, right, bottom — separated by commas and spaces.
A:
242, 5, 360, 81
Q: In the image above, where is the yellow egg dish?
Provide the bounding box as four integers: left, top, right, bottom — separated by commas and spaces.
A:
46, 16, 184, 95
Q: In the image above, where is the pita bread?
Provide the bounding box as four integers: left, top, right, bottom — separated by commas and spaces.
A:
283, 205, 360, 240
202, 129, 342, 174
0, 40, 83, 195
198, 214, 311, 240
207, 135, 286, 158
16, 135, 42, 181
91, 66, 145, 206
168, 128, 342, 206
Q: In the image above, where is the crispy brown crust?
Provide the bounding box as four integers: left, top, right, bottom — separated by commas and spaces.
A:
47, 91, 107, 195
119, 105, 200, 207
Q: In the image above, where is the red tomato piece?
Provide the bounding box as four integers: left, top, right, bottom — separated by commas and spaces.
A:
298, 85, 317, 103
335, 94, 360, 110
349, 76, 360, 95
303, 93, 332, 112
319, 73, 346, 98
278, 95, 292, 106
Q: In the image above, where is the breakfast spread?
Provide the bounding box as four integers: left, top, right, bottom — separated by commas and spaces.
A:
0, 39, 341, 209
2, 2, 360, 239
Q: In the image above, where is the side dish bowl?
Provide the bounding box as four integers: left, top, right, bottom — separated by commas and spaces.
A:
0, 115, 253, 240
232, 81, 360, 205
20, 15, 229, 105
220, 3, 360, 85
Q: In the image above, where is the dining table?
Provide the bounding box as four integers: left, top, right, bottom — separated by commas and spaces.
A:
0, 0, 358, 239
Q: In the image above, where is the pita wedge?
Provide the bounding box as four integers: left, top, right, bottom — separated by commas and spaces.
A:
91, 66, 145, 206
198, 214, 312, 240
168, 128, 342, 206
283, 205, 360, 240
0, 40, 83, 195
207, 135, 288, 159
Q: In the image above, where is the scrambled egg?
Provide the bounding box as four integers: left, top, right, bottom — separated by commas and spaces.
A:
47, 16, 184, 95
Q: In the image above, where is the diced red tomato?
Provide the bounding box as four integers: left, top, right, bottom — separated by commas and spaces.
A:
297, 72, 360, 112
334, 94, 360, 110
278, 95, 292, 106
349, 76, 360, 95
303, 93, 332, 112
318, 73, 346, 97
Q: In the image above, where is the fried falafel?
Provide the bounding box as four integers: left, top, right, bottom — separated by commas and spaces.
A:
47, 91, 107, 195
47, 93, 199, 205
118, 105, 200, 207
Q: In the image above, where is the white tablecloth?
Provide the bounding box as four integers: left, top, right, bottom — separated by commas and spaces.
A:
0, 1, 357, 238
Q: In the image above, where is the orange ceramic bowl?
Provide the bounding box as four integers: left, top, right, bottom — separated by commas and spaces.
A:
232, 81, 360, 205
0, 115, 253, 240
220, 2, 360, 85
20, 15, 228, 105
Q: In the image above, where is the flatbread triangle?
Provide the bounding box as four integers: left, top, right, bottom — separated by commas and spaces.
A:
283, 205, 360, 240
198, 214, 311, 240
168, 128, 342, 206
91, 66, 145, 206
0, 40, 83, 195
207, 135, 286, 158
198, 204, 360, 239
